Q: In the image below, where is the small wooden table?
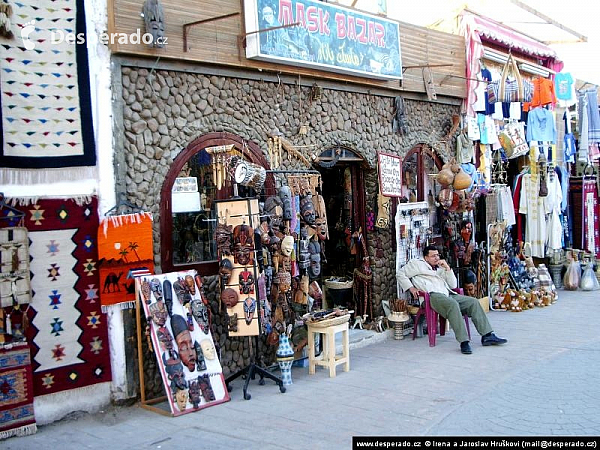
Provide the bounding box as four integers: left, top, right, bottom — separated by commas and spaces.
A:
307, 321, 350, 378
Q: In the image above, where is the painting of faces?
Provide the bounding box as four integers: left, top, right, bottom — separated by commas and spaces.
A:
140, 270, 230, 416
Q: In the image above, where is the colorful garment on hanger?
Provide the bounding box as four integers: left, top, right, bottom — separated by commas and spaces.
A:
584, 88, 600, 142
555, 72, 574, 101
545, 174, 563, 251
523, 78, 557, 112
498, 185, 516, 227
501, 102, 522, 120
519, 173, 547, 258
526, 108, 556, 143
456, 132, 474, 164
512, 173, 525, 244
474, 68, 494, 115
477, 114, 489, 144
577, 92, 590, 161
569, 178, 600, 258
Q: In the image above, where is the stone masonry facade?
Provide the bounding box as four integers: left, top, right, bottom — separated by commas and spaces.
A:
116, 66, 459, 387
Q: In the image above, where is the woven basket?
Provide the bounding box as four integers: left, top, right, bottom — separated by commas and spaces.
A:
306, 314, 351, 328
324, 278, 353, 290
407, 305, 421, 315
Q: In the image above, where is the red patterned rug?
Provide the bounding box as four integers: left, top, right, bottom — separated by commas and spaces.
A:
0, 342, 37, 439
23, 198, 111, 395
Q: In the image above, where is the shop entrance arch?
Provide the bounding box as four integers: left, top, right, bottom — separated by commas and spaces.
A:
159, 132, 273, 276
314, 146, 367, 282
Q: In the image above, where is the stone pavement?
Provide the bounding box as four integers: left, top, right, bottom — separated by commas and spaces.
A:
5, 289, 599, 449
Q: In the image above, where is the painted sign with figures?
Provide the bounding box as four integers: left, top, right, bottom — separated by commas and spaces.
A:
138, 270, 230, 416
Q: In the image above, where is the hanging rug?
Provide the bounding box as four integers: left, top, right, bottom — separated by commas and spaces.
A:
97, 213, 154, 312
0, 0, 96, 184
0, 342, 37, 439
23, 198, 111, 396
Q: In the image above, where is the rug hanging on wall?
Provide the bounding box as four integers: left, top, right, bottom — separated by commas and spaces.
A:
0, 342, 37, 439
23, 198, 111, 396
0, 0, 96, 184
98, 213, 154, 312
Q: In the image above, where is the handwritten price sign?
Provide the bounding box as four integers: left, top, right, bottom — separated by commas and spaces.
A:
377, 152, 402, 197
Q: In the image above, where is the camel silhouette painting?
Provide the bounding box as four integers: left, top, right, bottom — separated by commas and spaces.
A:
103, 272, 124, 293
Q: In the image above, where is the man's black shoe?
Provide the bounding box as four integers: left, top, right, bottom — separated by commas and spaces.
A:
481, 333, 508, 346
460, 341, 472, 354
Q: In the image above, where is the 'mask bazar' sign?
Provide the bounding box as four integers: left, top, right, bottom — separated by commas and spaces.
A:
244, 0, 402, 80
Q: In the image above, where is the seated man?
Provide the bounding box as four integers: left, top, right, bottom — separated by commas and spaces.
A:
397, 245, 507, 354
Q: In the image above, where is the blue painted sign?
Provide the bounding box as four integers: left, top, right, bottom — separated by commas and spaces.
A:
244, 0, 402, 80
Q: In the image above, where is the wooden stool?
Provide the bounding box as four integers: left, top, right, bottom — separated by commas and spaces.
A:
307, 321, 350, 378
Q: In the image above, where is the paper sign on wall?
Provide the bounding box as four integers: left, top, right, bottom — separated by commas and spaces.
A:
377, 152, 402, 197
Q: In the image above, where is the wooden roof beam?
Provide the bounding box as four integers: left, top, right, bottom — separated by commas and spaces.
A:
508, 0, 587, 43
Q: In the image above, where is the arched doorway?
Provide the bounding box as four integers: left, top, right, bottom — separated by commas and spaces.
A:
314, 146, 367, 281
159, 132, 273, 275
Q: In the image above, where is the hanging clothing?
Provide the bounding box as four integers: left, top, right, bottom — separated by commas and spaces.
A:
563, 110, 577, 163
519, 173, 546, 258
485, 116, 499, 146
555, 165, 569, 212
498, 185, 516, 227
523, 78, 557, 112
501, 102, 522, 120
467, 116, 481, 141
585, 88, 600, 142
555, 72, 574, 102
478, 114, 489, 144
545, 174, 563, 251
526, 107, 556, 143
456, 132, 474, 164
473, 70, 488, 113
512, 173, 525, 244
474, 68, 494, 115
577, 92, 589, 161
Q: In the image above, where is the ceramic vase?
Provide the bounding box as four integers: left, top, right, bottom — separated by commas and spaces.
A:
276, 334, 294, 386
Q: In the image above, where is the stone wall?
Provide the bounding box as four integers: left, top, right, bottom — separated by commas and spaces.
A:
117, 66, 459, 382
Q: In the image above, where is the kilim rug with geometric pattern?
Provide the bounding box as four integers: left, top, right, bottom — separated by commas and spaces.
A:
0, 0, 96, 184
24, 198, 111, 395
0, 342, 37, 439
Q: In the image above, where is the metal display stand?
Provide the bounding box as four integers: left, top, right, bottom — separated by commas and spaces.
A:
225, 336, 286, 400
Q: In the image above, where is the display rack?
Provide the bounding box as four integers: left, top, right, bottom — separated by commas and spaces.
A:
395, 201, 431, 297
135, 270, 230, 416
135, 281, 171, 416
215, 197, 285, 400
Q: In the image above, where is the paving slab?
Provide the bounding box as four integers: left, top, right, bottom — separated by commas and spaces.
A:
4, 289, 599, 449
